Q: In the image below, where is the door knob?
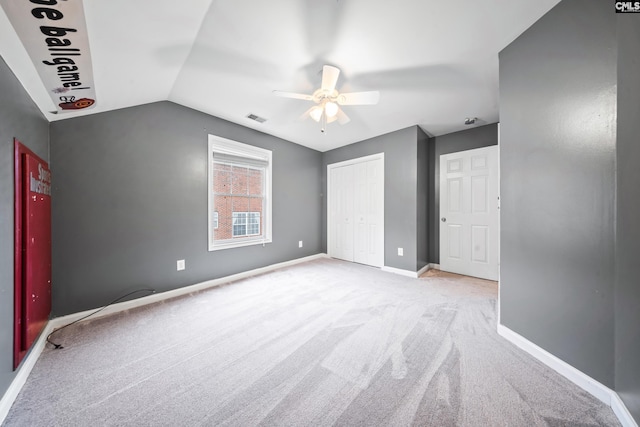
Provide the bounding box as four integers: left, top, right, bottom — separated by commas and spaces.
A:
441, 217, 446, 222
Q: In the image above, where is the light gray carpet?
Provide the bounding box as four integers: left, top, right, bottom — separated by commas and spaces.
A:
4, 258, 620, 426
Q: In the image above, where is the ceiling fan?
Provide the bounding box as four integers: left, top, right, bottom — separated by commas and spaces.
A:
273, 65, 380, 133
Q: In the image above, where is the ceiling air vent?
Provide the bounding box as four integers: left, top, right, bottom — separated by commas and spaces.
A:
246, 113, 267, 123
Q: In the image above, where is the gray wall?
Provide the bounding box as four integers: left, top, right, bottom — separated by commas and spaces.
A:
499, 0, 616, 387
615, 14, 640, 421
416, 128, 429, 271
428, 124, 498, 263
0, 57, 49, 401
321, 126, 420, 271
50, 101, 322, 316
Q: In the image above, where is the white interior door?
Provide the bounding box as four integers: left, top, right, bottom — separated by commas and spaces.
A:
329, 154, 384, 268
440, 146, 499, 280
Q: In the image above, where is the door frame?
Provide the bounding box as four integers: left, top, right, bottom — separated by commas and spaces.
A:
439, 145, 500, 280
327, 152, 385, 266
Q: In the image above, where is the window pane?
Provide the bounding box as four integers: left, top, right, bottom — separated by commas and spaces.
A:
232, 212, 247, 237
213, 163, 231, 194
214, 166, 265, 240
213, 196, 232, 240
232, 195, 249, 213
249, 198, 263, 237
248, 212, 260, 235
231, 166, 249, 195
248, 168, 264, 196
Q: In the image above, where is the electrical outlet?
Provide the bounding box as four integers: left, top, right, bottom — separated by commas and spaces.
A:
299, 240, 303, 248
398, 248, 404, 256
177, 259, 185, 271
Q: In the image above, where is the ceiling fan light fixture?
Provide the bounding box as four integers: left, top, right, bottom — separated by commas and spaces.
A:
310, 106, 323, 122
273, 65, 378, 131
324, 101, 339, 118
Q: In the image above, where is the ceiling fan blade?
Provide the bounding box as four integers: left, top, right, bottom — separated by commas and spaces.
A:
273, 90, 313, 101
337, 108, 351, 125
321, 65, 340, 92
299, 106, 314, 120
337, 91, 380, 105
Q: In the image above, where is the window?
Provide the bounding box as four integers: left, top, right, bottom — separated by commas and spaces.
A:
232, 212, 260, 237
208, 135, 272, 251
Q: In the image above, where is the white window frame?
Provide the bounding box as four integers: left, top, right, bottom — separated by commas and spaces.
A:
213, 211, 218, 229
208, 135, 272, 251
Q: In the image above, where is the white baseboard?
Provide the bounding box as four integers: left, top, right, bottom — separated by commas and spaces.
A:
497, 324, 638, 427
416, 264, 430, 277
612, 393, 639, 427
382, 263, 440, 279
0, 322, 55, 425
0, 253, 329, 425
51, 253, 330, 328
382, 265, 419, 278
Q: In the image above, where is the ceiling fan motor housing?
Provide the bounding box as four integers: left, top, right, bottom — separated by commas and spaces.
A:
312, 88, 339, 104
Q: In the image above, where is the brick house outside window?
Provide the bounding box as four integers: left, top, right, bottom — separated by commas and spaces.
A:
212, 164, 264, 241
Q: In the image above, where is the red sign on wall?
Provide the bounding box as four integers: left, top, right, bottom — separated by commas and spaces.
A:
14, 140, 51, 369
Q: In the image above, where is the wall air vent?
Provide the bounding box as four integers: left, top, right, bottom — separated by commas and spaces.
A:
246, 113, 267, 123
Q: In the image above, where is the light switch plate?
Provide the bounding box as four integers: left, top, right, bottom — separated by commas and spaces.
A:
177, 259, 185, 271
398, 248, 404, 256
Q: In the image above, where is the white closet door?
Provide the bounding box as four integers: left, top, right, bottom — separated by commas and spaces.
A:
354, 161, 368, 265
330, 164, 354, 262
354, 159, 384, 267
329, 154, 384, 268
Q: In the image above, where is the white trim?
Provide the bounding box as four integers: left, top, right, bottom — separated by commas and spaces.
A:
612, 392, 639, 427
497, 324, 610, 402
0, 253, 329, 425
208, 134, 271, 161
416, 264, 430, 277
496, 148, 501, 280
382, 263, 440, 279
497, 279, 501, 327
497, 324, 638, 427
0, 321, 54, 425
327, 152, 384, 169
382, 266, 419, 278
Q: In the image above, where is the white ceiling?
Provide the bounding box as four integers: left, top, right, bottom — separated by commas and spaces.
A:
0, 0, 561, 152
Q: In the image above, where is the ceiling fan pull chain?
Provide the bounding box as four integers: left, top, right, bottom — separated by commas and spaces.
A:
321, 110, 327, 134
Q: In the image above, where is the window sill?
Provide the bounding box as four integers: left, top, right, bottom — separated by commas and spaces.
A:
208, 238, 272, 252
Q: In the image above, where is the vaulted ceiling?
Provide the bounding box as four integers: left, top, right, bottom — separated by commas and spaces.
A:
0, 0, 561, 151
